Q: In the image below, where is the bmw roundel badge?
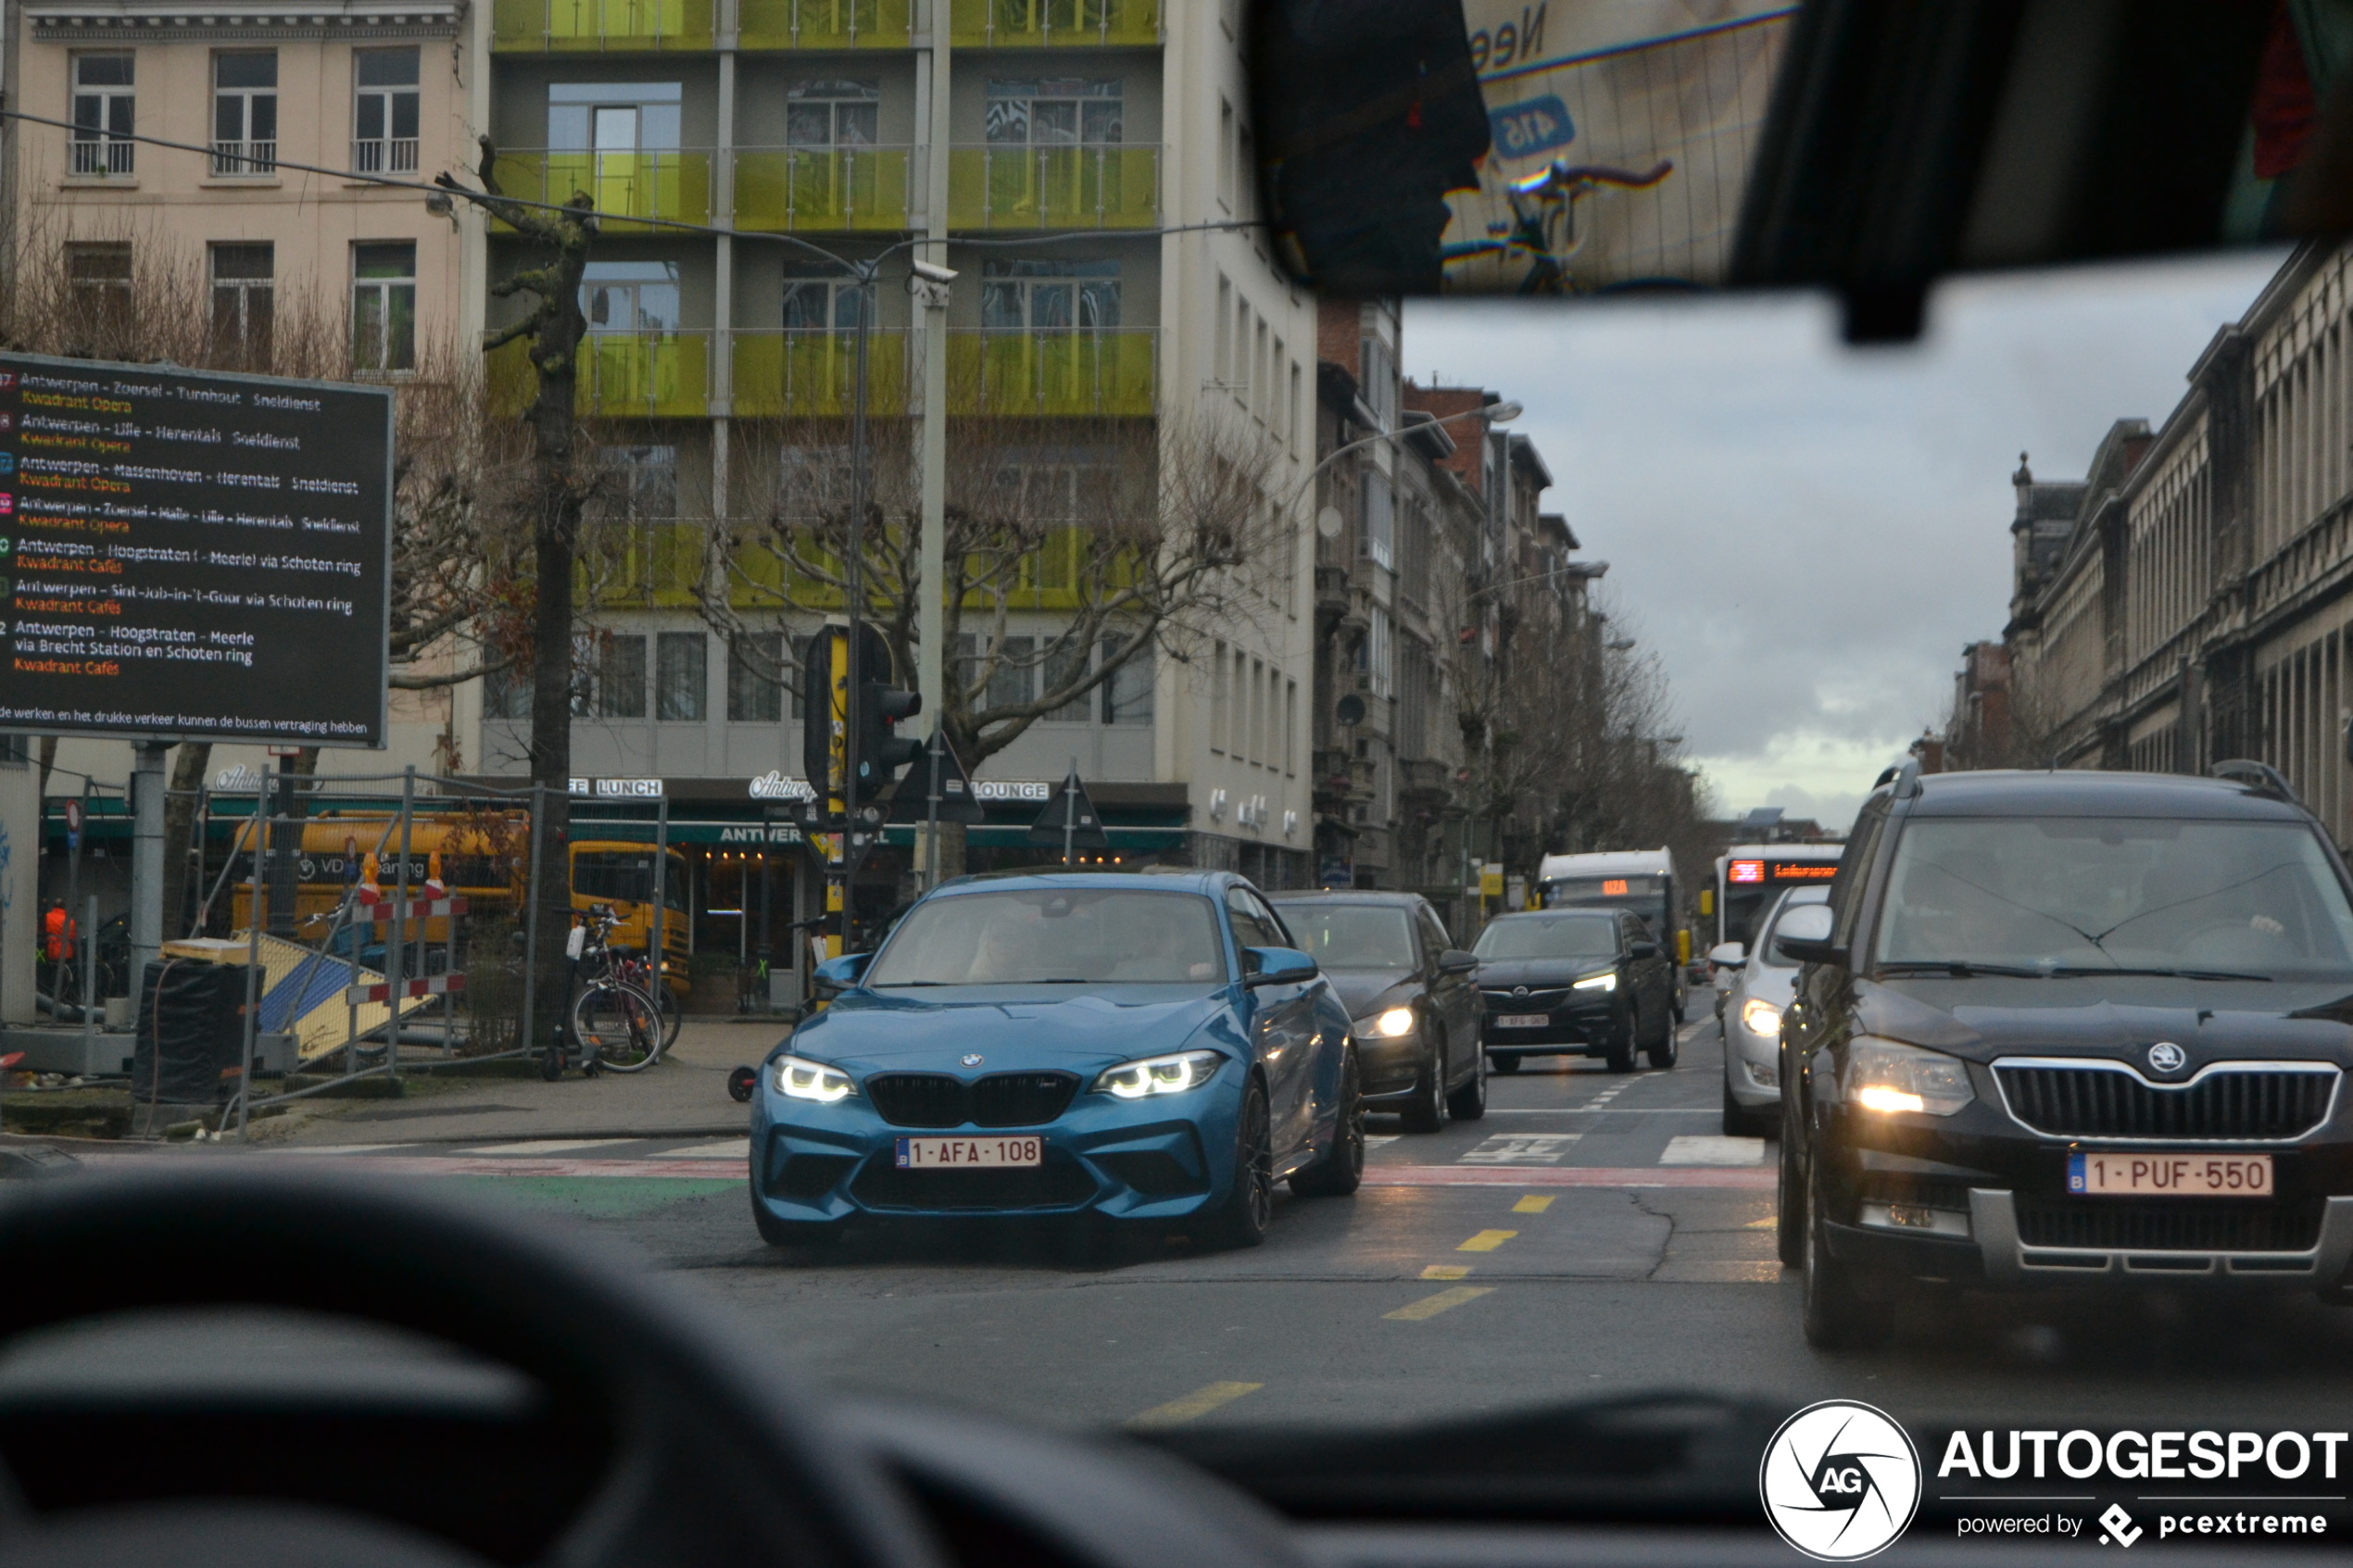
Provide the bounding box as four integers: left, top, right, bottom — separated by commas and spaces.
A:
961, 1054, 985, 1068
2145, 1041, 2186, 1075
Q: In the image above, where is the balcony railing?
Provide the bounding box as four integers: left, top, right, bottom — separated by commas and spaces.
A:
950, 329, 1154, 416
352, 137, 419, 174
69, 138, 133, 177
948, 144, 1156, 230
734, 146, 912, 232
490, 332, 711, 419
950, 0, 1158, 44
733, 330, 911, 418
210, 140, 277, 176
493, 0, 713, 49
736, 0, 912, 47
491, 150, 712, 232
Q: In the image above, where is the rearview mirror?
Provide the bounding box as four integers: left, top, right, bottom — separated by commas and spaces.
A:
1439, 948, 1479, 974
812, 952, 870, 997
1773, 904, 1843, 967
1707, 942, 1746, 969
1628, 941, 1659, 960
1242, 946, 1318, 987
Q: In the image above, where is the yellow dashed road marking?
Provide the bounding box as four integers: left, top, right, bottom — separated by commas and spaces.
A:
1127, 1381, 1264, 1427
1386, 1286, 1495, 1321
1421, 1263, 1471, 1280
1745, 1217, 1778, 1229
1457, 1228, 1518, 1251
1513, 1195, 1554, 1213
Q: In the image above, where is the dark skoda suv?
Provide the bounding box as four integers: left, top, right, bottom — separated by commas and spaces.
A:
1781, 760, 2353, 1348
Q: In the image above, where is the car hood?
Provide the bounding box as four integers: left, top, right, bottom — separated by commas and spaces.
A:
782, 985, 1243, 1073
1853, 975, 2353, 1068
1322, 969, 1419, 1018
1733, 963, 1801, 1008
1477, 959, 1614, 990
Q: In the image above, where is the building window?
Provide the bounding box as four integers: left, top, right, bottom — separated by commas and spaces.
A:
786, 78, 878, 146
1043, 638, 1090, 722
780, 265, 871, 331
981, 258, 1119, 332
209, 243, 273, 364
1359, 332, 1396, 430
350, 243, 415, 371
597, 444, 677, 521
583, 260, 680, 333
212, 51, 276, 174
484, 664, 531, 721
728, 633, 785, 722
987, 635, 1035, 711
1102, 637, 1152, 725
1362, 471, 1394, 570
70, 54, 135, 176
656, 632, 706, 721
986, 76, 1121, 146
1367, 606, 1395, 700
65, 242, 132, 338
549, 81, 682, 157
595, 633, 647, 720
354, 48, 421, 173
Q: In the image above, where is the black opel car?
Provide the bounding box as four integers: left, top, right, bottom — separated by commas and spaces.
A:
1473, 909, 1680, 1074
1781, 760, 2353, 1348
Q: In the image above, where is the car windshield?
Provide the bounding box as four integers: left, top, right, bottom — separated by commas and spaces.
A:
1874, 818, 2353, 979
864, 887, 1227, 985
1472, 916, 1619, 962
1280, 905, 1418, 969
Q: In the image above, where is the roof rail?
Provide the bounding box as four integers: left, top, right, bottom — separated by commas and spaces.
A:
2211, 759, 2299, 804
1869, 756, 1922, 799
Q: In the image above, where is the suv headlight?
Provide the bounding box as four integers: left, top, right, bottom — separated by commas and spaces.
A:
1844, 1038, 1973, 1116
1740, 997, 1782, 1036
1094, 1048, 1224, 1098
773, 1054, 857, 1104
1353, 1007, 1416, 1038
1572, 970, 1617, 992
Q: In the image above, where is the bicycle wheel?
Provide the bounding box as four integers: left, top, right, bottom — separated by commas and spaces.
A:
572, 981, 661, 1073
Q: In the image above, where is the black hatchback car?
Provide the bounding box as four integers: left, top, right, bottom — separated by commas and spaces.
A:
1473, 909, 1680, 1074
1269, 891, 1486, 1132
1782, 760, 2353, 1348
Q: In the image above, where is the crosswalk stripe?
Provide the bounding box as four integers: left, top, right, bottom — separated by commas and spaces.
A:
1386, 1286, 1493, 1321
464, 1138, 645, 1156
662, 1138, 751, 1160
1127, 1382, 1263, 1427
1512, 1195, 1554, 1213
1660, 1135, 1766, 1166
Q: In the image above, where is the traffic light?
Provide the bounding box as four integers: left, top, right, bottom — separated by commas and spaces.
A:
800, 623, 923, 808
799, 628, 841, 802
855, 677, 923, 799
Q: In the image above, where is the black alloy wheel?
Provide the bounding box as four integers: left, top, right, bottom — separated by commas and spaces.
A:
1208, 1078, 1275, 1248
1802, 1159, 1888, 1350
1401, 1029, 1449, 1134
1447, 1035, 1488, 1121
1291, 1049, 1365, 1197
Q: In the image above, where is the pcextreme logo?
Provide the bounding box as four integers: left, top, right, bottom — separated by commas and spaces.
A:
1760, 1399, 1923, 1562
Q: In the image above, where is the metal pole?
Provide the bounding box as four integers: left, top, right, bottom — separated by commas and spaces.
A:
63, 779, 84, 1007
522, 783, 543, 1064
1063, 758, 1077, 868
925, 726, 943, 891
651, 788, 669, 1002
916, 0, 950, 743
128, 741, 167, 992
387, 766, 412, 1082
237, 779, 262, 1140
80, 894, 95, 1067
838, 261, 873, 957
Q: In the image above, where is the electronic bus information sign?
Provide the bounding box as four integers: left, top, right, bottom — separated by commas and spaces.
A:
0, 353, 393, 746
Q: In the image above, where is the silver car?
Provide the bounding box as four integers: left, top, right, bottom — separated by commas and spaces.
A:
1711, 884, 1829, 1136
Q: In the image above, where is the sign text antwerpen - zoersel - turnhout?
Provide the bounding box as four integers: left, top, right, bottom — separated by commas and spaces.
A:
0, 353, 392, 746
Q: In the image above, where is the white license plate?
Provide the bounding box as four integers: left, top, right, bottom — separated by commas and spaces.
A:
1492, 1014, 1550, 1028
894, 1135, 1043, 1170
2067, 1152, 2273, 1197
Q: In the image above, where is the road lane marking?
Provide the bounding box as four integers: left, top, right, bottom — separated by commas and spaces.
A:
1128, 1382, 1264, 1427
1660, 1135, 1766, 1166
1421, 1264, 1472, 1280
262, 1143, 416, 1155
1365, 1165, 1776, 1190
1365, 1135, 1401, 1148
1386, 1286, 1494, 1321
663, 1138, 751, 1159
1460, 1133, 1580, 1164
1745, 1217, 1778, 1228
464, 1139, 646, 1156
1512, 1195, 1554, 1213
1457, 1229, 1517, 1251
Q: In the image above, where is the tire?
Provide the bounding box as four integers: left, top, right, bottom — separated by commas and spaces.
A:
573, 981, 662, 1073
1604, 1010, 1637, 1074
1491, 1052, 1522, 1074
1291, 1050, 1364, 1197
1401, 1033, 1448, 1134
750, 1177, 845, 1248
1777, 1104, 1806, 1269
1205, 1079, 1275, 1249
1447, 1037, 1488, 1121
1802, 1160, 1888, 1350
1645, 1008, 1680, 1071
1723, 1080, 1773, 1138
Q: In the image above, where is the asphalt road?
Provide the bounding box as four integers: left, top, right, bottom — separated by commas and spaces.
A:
412, 1009, 2353, 1437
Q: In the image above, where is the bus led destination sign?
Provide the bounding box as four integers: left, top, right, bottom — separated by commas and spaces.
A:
0, 353, 392, 747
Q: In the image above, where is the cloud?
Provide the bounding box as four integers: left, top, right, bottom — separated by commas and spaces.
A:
1405, 250, 2286, 834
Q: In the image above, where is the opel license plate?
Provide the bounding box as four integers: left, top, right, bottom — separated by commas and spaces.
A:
895, 1135, 1043, 1170
1493, 1014, 1549, 1028
2067, 1152, 2272, 1197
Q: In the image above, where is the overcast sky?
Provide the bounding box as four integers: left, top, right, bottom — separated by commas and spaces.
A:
1403, 249, 2291, 836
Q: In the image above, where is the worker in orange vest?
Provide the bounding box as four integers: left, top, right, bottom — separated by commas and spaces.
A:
42, 901, 74, 964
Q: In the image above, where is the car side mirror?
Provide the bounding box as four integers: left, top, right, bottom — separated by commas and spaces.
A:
1772, 905, 1844, 967
1241, 946, 1318, 986
1628, 941, 1660, 960
1707, 941, 1746, 969
812, 952, 871, 997
1438, 948, 1479, 974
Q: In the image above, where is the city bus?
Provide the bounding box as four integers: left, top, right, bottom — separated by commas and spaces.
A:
1711, 843, 1845, 955
1537, 847, 1690, 1019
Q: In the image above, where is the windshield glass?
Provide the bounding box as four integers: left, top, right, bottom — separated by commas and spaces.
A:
865, 888, 1227, 985
1473, 915, 1619, 962
1875, 818, 2353, 978
1754, 889, 1830, 971
1280, 905, 1417, 969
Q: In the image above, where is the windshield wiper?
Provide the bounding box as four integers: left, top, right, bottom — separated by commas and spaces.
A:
2047, 965, 2271, 982
1874, 960, 2048, 978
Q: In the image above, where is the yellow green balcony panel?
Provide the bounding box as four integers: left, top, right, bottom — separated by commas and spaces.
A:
737, 0, 912, 48
488, 332, 711, 419
732, 330, 911, 418
948, 144, 1157, 230
494, 0, 713, 48
950, 0, 1158, 45
490, 151, 712, 232
948, 329, 1154, 417
735, 147, 912, 232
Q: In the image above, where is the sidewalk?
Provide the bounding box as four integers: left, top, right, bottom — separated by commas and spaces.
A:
256, 1016, 790, 1147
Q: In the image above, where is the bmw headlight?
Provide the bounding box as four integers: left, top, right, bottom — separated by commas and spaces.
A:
1741, 997, 1783, 1036
1572, 970, 1617, 993
1093, 1048, 1224, 1098
773, 1053, 858, 1104
1353, 1006, 1417, 1039
1844, 1038, 1973, 1116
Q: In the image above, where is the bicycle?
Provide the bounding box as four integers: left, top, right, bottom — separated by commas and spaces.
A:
550, 907, 667, 1076
604, 945, 683, 1052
